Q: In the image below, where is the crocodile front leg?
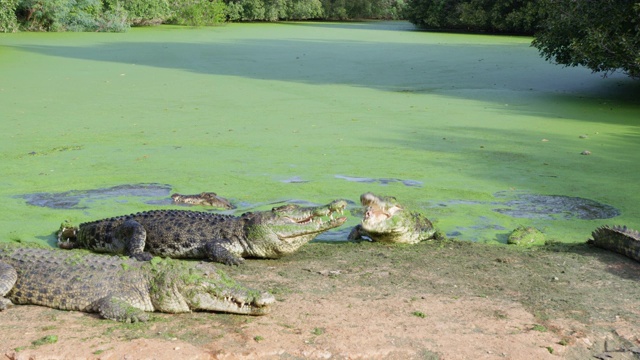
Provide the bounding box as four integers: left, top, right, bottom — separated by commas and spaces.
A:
204, 241, 244, 266
116, 219, 153, 261
0, 261, 17, 310
93, 296, 150, 323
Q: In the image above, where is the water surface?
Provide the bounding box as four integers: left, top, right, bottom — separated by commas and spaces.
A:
1, 21, 638, 244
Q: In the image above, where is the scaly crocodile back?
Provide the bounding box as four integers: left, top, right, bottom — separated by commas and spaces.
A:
589, 225, 640, 262
0, 244, 151, 312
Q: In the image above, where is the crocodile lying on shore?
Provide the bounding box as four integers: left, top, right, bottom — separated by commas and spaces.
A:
171, 192, 235, 209
58, 200, 347, 265
0, 244, 274, 322
588, 225, 640, 263
348, 193, 437, 244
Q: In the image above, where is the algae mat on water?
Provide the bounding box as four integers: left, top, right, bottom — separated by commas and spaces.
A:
1, 21, 639, 245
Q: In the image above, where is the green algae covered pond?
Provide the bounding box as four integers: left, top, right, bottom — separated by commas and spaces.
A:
1, 21, 639, 245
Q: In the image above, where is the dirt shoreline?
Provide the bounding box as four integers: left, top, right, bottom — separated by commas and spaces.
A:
2, 240, 639, 359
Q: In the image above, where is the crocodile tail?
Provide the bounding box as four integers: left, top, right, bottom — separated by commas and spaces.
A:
589, 225, 640, 263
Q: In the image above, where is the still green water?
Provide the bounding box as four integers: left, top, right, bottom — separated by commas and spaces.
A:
1, 21, 638, 244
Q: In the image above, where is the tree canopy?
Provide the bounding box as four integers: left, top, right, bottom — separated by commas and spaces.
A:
531, 0, 640, 79
404, 0, 542, 34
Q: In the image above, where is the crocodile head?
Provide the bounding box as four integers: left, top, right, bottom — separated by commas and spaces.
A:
353, 192, 436, 244
149, 260, 275, 316
241, 199, 348, 257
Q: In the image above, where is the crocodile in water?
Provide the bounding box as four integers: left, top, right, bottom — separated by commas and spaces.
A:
348, 193, 436, 244
171, 192, 235, 209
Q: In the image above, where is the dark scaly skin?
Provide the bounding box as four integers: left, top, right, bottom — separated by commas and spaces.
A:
0, 244, 274, 321
59, 200, 347, 266
171, 192, 235, 210
588, 225, 640, 262
348, 193, 436, 244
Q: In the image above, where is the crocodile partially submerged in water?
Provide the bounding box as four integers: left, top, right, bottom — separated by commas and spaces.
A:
0, 244, 274, 322
59, 200, 347, 265
588, 225, 640, 262
348, 193, 437, 244
171, 192, 235, 209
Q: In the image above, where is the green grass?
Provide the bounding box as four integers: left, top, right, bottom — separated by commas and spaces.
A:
0, 21, 639, 245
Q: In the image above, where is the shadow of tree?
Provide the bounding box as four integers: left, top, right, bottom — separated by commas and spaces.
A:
10, 27, 640, 113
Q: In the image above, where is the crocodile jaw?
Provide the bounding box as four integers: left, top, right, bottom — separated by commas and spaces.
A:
277, 216, 347, 241
189, 291, 274, 315
274, 199, 348, 241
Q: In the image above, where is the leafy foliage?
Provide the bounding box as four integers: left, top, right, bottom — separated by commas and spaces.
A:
16, 0, 129, 31
168, 0, 226, 26
0, 0, 19, 32
320, 0, 405, 20
105, 0, 171, 25
404, 0, 542, 34
532, 0, 640, 79
7, 0, 407, 31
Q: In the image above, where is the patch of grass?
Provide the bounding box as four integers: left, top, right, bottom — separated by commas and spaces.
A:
311, 327, 325, 336
532, 324, 547, 332
412, 311, 427, 318
31, 335, 58, 347
493, 310, 508, 320
254, 335, 264, 342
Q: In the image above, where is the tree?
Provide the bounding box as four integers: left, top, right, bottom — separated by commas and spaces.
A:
532, 0, 640, 79
404, 0, 541, 34
1, 0, 19, 32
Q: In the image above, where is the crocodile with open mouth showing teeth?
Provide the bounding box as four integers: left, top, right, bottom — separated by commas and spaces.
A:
58, 200, 347, 266
348, 193, 437, 244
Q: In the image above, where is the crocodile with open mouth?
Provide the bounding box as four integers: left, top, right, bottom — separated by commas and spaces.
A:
348, 192, 437, 244
58, 200, 347, 265
0, 243, 273, 322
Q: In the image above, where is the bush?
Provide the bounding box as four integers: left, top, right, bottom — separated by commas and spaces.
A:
169, 0, 226, 26
1, 0, 19, 32
320, 0, 404, 20
16, 0, 128, 31
263, 0, 286, 21
532, 0, 640, 79
104, 0, 170, 25
404, 0, 541, 34
285, 0, 322, 20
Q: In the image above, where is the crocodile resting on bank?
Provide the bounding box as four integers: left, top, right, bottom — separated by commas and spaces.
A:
348, 193, 437, 244
58, 200, 347, 265
0, 244, 274, 322
588, 225, 640, 262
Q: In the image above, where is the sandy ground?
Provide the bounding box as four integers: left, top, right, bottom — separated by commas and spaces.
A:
2, 240, 640, 359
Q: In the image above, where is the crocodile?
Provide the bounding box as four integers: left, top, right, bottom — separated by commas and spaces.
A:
588, 225, 640, 262
0, 244, 274, 322
348, 192, 437, 244
171, 192, 235, 209
58, 200, 347, 265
